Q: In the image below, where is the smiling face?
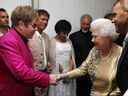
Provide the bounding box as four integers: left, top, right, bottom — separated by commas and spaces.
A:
35, 14, 49, 33
57, 32, 68, 42
81, 16, 91, 31
0, 11, 9, 27
112, 1, 128, 34
91, 30, 111, 50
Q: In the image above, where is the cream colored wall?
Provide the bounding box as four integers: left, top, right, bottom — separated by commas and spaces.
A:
0, 0, 31, 26
1, 0, 31, 15
1, 0, 116, 37
32, 0, 116, 38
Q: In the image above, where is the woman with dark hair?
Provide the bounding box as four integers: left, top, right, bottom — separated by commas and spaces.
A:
48, 20, 76, 96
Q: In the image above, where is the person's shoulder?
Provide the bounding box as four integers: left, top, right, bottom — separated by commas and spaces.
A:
0, 29, 18, 46
42, 32, 49, 37
87, 30, 92, 34
0, 34, 15, 48
111, 43, 123, 58
69, 30, 81, 39
70, 30, 81, 36
91, 47, 97, 52
1, 31, 15, 42
42, 32, 49, 39
114, 43, 123, 52
49, 37, 56, 43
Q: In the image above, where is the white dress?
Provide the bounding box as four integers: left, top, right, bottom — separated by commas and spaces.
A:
48, 40, 76, 96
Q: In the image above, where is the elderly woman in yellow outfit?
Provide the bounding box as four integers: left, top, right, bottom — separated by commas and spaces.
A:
57, 18, 122, 96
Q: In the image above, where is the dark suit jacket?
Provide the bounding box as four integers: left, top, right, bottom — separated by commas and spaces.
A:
117, 40, 128, 94
69, 30, 93, 96
69, 30, 93, 67
114, 34, 125, 46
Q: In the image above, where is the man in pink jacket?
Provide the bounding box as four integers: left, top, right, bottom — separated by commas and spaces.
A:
0, 6, 57, 96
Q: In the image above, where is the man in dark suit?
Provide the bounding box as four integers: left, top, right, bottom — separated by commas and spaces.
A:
69, 14, 93, 96
112, 0, 128, 95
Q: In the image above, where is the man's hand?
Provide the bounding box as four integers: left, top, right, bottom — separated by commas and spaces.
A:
49, 74, 58, 85
56, 73, 68, 81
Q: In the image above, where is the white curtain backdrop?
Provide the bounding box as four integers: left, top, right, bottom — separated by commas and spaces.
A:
36, 0, 116, 38
0, 0, 32, 26
17, 0, 32, 6
0, 0, 31, 15
0, 0, 116, 37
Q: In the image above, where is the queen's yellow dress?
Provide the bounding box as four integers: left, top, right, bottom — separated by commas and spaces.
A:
66, 44, 122, 96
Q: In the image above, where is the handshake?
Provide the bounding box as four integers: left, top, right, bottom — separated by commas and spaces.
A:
49, 73, 68, 85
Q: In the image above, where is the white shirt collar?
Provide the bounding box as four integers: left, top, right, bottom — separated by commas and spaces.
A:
35, 31, 42, 38
82, 29, 88, 33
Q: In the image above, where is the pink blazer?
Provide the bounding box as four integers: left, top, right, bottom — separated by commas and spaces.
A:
0, 29, 49, 96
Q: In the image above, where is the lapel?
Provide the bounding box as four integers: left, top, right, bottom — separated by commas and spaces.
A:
117, 42, 128, 70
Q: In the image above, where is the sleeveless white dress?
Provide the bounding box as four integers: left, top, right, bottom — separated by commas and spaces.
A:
48, 40, 76, 96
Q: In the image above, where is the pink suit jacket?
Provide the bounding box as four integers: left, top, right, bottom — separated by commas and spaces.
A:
0, 28, 49, 96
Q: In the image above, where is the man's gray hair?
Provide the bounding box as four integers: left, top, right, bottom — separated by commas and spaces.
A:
11, 6, 37, 27
80, 14, 92, 23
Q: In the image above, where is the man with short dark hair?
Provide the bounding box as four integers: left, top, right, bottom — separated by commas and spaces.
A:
28, 9, 51, 96
0, 8, 9, 36
69, 14, 93, 96
112, 0, 128, 94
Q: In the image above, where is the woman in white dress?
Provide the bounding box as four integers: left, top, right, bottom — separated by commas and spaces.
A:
48, 20, 76, 96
